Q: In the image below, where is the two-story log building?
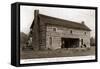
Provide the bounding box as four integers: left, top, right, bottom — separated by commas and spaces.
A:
29, 10, 91, 50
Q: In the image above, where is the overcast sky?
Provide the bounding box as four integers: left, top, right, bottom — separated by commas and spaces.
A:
20, 5, 95, 37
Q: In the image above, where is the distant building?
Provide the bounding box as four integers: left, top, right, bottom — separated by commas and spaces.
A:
29, 10, 91, 50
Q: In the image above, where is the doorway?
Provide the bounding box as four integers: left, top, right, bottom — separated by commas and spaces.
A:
61, 38, 79, 48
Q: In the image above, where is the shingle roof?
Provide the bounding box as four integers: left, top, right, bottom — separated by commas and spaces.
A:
31, 14, 91, 31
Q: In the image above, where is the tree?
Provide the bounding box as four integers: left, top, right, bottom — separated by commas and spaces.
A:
20, 32, 28, 45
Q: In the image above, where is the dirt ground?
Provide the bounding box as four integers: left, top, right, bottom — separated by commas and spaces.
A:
20, 47, 95, 59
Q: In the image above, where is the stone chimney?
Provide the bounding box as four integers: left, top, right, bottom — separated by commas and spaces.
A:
34, 10, 39, 20
32, 10, 40, 50
81, 21, 85, 25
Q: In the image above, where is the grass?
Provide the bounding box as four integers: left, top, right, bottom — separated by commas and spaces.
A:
20, 47, 95, 59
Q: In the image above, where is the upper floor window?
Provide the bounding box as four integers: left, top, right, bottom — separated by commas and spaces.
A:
53, 28, 56, 32
84, 32, 86, 35
70, 30, 72, 34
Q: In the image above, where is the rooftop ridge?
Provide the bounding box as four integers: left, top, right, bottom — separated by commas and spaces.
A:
38, 14, 91, 31
39, 14, 82, 25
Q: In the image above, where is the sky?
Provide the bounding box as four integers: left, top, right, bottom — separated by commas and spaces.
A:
20, 5, 95, 37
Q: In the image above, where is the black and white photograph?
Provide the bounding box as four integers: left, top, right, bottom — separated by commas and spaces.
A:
19, 4, 97, 64
0, 0, 99, 68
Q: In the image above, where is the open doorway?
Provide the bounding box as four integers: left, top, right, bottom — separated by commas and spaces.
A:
61, 38, 79, 48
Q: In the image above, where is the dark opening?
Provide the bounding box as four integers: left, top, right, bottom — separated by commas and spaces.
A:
81, 39, 83, 45
84, 32, 86, 35
61, 38, 79, 48
49, 37, 52, 46
53, 28, 56, 31
70, 30, 72, 34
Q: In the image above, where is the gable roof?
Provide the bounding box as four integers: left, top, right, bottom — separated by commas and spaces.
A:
31, 14, 91, 31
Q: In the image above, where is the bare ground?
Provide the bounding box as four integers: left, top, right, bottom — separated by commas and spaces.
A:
20, 47, 95, 59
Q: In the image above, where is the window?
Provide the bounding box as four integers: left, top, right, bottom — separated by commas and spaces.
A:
70, 30, 72, 34
84, 32, 86, 35
53, 28, 56, 31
